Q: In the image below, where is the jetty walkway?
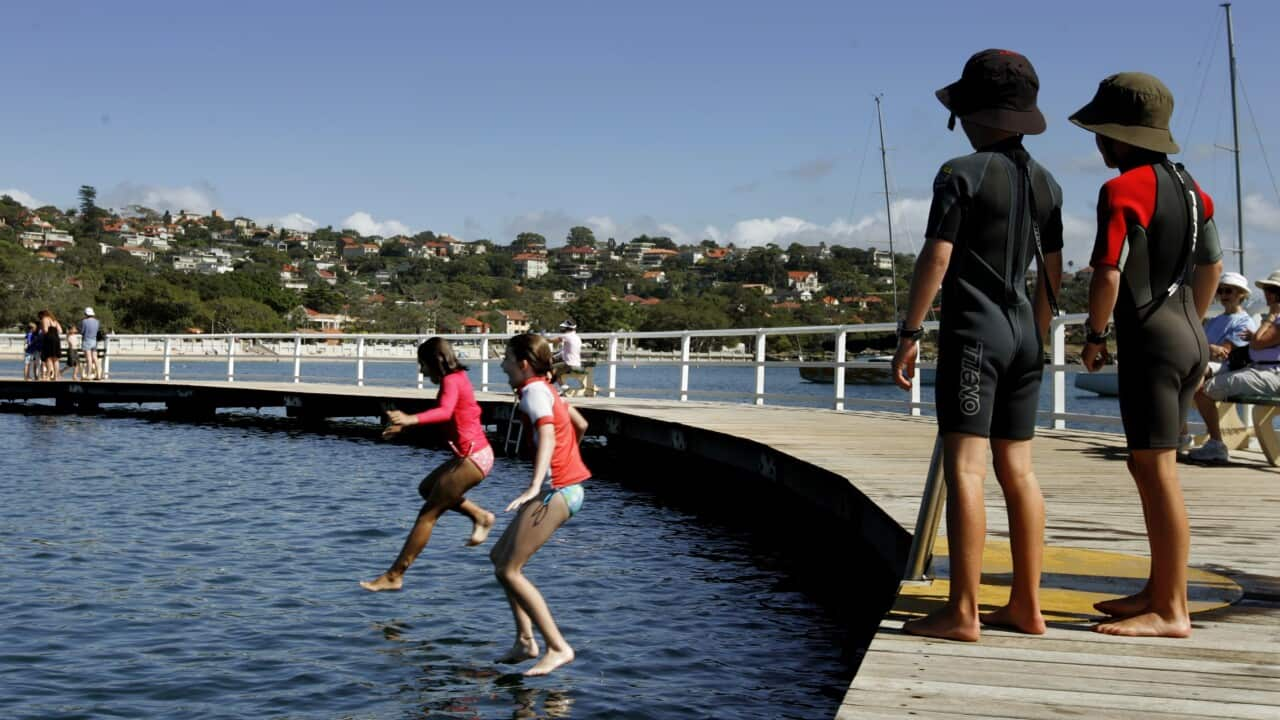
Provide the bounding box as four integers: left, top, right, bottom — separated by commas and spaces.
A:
2, 377, 1277, 719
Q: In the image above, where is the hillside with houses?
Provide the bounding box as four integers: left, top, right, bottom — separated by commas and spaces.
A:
0, 186, 1093, 339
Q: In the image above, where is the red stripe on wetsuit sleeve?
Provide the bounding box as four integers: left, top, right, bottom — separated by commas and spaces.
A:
1091, 166, 1156, 270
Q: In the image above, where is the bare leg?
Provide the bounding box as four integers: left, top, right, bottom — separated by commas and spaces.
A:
1194, 387, 1221, 442
980, 437, 1046, 634
360, 458, 486, 591
1095, 449, 1191, 637
1095, 454, 1154, 617
493, 519, 539, 665
491, 494, 576, 675
904, 433, 986, 642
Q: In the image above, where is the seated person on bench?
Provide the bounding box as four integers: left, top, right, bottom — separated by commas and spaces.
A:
1189, 270, 1280, 462
549, 319, 584, 389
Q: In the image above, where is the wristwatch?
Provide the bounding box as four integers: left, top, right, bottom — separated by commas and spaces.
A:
897, 321, 924, 341
1084, 323, 1112, 345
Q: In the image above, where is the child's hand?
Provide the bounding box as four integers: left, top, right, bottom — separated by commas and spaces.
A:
381, 423, 405, 439
505, 490, 539, 513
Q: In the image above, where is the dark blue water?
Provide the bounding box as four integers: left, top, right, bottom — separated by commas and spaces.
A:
0, 411, 854, 719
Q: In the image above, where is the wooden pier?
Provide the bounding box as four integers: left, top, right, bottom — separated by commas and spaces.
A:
3, 378, 1278, 718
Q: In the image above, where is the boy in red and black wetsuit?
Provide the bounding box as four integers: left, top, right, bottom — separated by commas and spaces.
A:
1073, 72, 1223, 638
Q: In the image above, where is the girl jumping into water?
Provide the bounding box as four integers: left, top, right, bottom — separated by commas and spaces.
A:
491, 333, 589, 677
361, 337, 497, 592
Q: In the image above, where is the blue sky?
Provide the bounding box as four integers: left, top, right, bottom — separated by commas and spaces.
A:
5, 1, 1280, 282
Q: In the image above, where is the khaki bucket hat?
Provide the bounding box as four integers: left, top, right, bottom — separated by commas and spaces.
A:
1070, 72, 1180, 153
1256, 269, 1280, 293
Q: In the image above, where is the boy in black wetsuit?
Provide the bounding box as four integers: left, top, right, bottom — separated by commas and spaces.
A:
1073, 73, 1222, 638
892, 49, 1062, 642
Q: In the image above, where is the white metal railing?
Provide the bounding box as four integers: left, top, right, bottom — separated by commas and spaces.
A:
1, 318, 1124, 427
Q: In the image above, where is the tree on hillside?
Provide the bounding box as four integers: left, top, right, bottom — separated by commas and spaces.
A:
567, 286, 637, 332
513, 232, 546, 251
198, 297, 287, 333
566, 226, 596, 247
77, 185, 101, 240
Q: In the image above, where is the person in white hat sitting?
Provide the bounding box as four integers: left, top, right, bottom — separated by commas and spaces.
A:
549, 320, 583, 390
1189, 269, 1280, 462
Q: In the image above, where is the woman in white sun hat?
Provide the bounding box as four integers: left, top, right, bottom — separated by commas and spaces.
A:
1189, 269, 1280, 463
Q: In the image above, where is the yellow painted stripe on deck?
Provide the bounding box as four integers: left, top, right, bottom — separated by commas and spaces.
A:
895, 538, 1243, 623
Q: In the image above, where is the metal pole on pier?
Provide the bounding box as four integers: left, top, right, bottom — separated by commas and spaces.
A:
876, 95, 899, 319
1223, 2, 1245, 274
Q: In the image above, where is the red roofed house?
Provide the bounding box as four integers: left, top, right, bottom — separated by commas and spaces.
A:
513, 253, 549, 279
786, 270, 822, 294
495, 309, 531, 334
460, 317, 490, 334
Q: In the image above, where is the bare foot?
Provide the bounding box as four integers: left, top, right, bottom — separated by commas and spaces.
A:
359, 573, 403, 592
524, 646, 574, 676
1093, 610, 1191, 638
902, 606, 980, 642
495, 638, 539, 664
467, 511, 496, 547
980, 604, 1046, 635
1093, 589, 1150, 618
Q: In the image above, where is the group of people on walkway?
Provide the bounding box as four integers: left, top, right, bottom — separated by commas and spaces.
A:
361, 331, 589, 678
23, 307, 103, 382
890, 49, 1280, 642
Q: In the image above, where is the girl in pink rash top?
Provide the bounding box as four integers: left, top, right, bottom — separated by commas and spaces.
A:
361, 337, 496, 592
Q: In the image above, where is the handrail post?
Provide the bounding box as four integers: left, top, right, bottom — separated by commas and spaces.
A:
833, 329, 847, 411
910, 340, 921, 416
754, 331, 767, 406
480, 336, 490, 392
679, 333, 691, 402
1052, 318, 1066, 430
417, 336, 426, 390
356, 336, 366, 387
162, 337, 172, 382
226, 335, 236, 382
904, 434, 946, 581
102, 334, 111, 380
607, 335, 618, 398
292, 335, 302, 383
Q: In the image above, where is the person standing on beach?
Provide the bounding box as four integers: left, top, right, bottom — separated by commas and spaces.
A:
1072, 73, 1222, 637
891, 49, 1062, 642
361, 337, 497, 592
492, 332, 589, 676
79, 308, 101, 381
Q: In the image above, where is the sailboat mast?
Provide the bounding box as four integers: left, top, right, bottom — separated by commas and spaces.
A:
875, 95, 898, 318
1223, 2, 1245, 274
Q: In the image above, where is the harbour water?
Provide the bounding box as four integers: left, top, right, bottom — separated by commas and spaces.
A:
0, 409, 856, 719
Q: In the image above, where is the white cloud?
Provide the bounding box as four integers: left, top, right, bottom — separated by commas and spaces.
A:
340, 211, 411, 238
1244, 194, 1280, 234
102, 181, 219, 214
0, 188, 47, 208
268, 212, 320, 232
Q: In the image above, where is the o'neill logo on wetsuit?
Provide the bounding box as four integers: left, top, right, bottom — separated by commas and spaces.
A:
959, 341, 983, 416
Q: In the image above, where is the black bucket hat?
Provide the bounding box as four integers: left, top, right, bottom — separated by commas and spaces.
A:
936, 49, 1046, 135
1069, 72, 1180, 154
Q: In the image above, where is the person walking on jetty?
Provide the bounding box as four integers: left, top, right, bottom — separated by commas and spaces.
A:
492, 333, 589, 676
891, 49, 1062, 642
1073, 72, 1223, 637
79, 308, 101, 381
23, 321, 41, 381
1188, 270, 1280, 463
361, 337, 497, 592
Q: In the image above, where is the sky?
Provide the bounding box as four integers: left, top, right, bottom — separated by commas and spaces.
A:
5, 0, 1280, 289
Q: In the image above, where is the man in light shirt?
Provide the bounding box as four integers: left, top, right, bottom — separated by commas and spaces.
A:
550, 320, 583, 389
79, 307, 101, 381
